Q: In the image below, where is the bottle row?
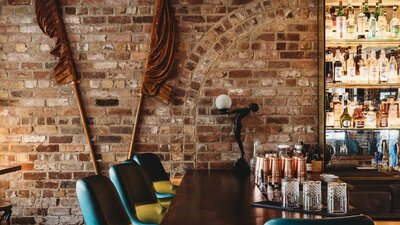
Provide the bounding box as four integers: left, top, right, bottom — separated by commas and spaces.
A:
325, 92, 400, 128
326, 0, 400, 39
325, 45, 400, 84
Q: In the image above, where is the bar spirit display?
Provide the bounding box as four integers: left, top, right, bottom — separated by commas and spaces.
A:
321, 0, 400, 172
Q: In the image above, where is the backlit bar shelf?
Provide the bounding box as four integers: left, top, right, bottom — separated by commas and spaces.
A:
326, 38, 400, 47
325, 0, 400, 6
326, 127, 400, 131
326, 83, 400, 89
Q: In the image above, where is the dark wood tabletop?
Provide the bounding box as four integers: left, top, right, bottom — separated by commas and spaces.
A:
161, 170, 320, 225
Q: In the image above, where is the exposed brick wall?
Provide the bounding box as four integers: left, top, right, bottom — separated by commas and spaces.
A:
0, 0, 317, 224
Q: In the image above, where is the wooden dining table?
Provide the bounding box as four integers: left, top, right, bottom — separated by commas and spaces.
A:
161, 170, 400, 225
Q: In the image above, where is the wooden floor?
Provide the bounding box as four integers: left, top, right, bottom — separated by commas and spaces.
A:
161, 170, 400, 225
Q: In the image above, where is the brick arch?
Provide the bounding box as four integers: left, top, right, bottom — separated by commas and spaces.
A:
170, 0, 311, 170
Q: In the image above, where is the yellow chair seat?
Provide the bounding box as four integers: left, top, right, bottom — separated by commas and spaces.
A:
135, 203, 165, 224
153, 181, 176, 195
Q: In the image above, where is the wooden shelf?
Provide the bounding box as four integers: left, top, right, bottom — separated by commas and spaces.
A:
326, 127, 400, 131
325, 0, 400, 6
326, 38, 400, 47
326, 83, 400, 89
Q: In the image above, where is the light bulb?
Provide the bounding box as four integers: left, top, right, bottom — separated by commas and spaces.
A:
215, 94, 232, 110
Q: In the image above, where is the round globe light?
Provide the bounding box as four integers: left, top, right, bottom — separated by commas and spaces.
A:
215, 94, 232, 110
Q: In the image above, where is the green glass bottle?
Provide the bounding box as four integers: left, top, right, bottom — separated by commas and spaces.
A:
340, 101, 352, 128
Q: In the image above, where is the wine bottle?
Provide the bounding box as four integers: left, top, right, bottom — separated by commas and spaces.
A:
357, 6, 367, 38
340, 100, 352, 128
326, 5, 333, 37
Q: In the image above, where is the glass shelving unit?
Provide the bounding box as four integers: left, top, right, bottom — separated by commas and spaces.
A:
318, 0, 400, 172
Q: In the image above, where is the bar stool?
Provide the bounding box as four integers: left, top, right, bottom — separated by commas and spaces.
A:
0, 201, 11, 225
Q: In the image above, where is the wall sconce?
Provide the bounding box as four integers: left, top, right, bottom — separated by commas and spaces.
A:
215, 94, 259, 176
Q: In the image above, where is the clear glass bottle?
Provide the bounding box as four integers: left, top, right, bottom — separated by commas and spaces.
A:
334, 49, 343, 83
340, 101, 352, 128
359, 50, 369, 83
325, 5, 333, 38
250, 139, 261, 172
347, 50, 356, 83
336, 0, 346, 39
378, 49, 389, 83
357, 7, 367, 37
347, 8, 356, 38
391, 6, 400, 37
366, 106, 377, 128
378, 10, 389, 38
369, 12, 377, 39
369, 50, 379, 84
389, 50, 398, 83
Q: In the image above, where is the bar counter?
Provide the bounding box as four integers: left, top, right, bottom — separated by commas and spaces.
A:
161, 170, 399, 225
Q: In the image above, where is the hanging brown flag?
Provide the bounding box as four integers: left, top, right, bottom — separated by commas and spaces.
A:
35, 0, 100, 175
128, 0, 175, 159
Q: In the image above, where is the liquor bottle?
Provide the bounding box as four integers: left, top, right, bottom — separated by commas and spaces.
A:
391, 6, 400, 37
369, 50, 379, 84
357, 7, 367, 38
388, 103, 398, 127
334, 49, 343, 83
359, 50, 369, 83
325, 49, 334, 83
325, 5, 333, 37
363, 0, 371, 19
379, 103, 389, 127
375, 1, 382, 20
355, 45, 362, 74
326, 92, 334, 127
345, 0, 354, 18
333, 93, 342, 128
389, 50, 398, 83
378, 49, 389, 83
380, 140, 389, 171
353, 107, 365, 128
396, 45, 400, 77
369, 12, 377, 39
340, 100, 352, 128
366, 106, 377, 128
336, 0, 346, 39
347, 50, 356, 83
378, 9, 389, 38
347, 6, 356, 38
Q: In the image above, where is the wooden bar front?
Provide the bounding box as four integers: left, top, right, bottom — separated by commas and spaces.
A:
161, 170, 400, 225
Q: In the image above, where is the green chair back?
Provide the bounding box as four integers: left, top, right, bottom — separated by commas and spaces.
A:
110, 161, 165, 225
133, 153, 176, 198
76, 175, 132, 225
264, 215, 374, 225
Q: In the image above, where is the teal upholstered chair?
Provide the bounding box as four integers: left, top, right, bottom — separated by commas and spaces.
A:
264, 215, 374, 225
109, 161, 165, 225
133, 153, 177, 208
76, 175, 132, 225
